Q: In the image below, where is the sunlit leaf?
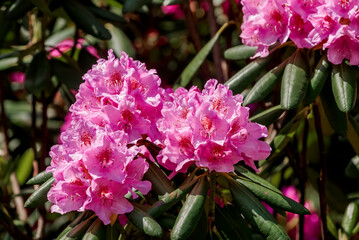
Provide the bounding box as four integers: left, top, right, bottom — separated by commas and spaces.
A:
24, 177, 55, 208
224, 45, 257, 61
15, 149, 34, 185
249, 105, 284, 127
341, 202, 359, 237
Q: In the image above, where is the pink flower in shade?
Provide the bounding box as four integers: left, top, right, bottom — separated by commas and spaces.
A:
8, 71, 25, 83
161, 5, 184, 19
49, 38, 99, 59
157, 79, 271, 175
324, 25, 359, 65
282, 186, 321, 240
222, 0, 240, 16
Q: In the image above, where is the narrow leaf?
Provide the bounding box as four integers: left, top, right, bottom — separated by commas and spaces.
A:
244, 57, 289, 106
143, 159, 174, 195
24, 177, 55, 208
56, 211, 93, 240
234, 165, 282, 194
66, 217, 96, 239
249, 105, 284, 127
215, 205, 252, 240
229, 179, 290, 240
171, 176, 209, 240
83, 218, 106, 240
147, 178, 198, 218
27, 170, 52, 185
281, 50, 308, 109
235, 177, 310, 215
86, 5, 126, 23
107, 24, 135, 58
341, 202, 359, 236
15, 149, 34, 185
123, 0, 151, 13
127, 205, 163, 237
224, 45, 257, 60
63, 0, 111, 40
327, 215, 338, 239
345, 155, 359, 179
174, 22, 232, 88
25, 51, 51, 94
320, 80, 347, 135
305, 54, 330, 104
331, 63, 357, 112
225, 57, 271, 95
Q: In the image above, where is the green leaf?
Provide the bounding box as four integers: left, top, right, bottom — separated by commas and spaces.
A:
127, 204, 163, 238
331, 63, 357, 112
56, 211, 93, 240
215, 205, 252, 240
156, 213, 176, 229
224, 45, 257, 60
244, 58, 289, 106
320, 80, 347, 136
83, 218, 106, 240
107, 24, 135, 58
341, 202, 359, 236
27, 170, 53, 185
171, 176, 209, 240
229, 178, 290, 240
143, 159, 174, 196
30, 0, 52, 16
327, 215, 338, 239
174, 22, 232, 89
345, 155, 359, 179
305, 54, 330, 104
163, 0, 185, 5
86, 5, 126, 23
24, 177, 55, 208
6, 0, 34, 19
272, 116, 300, 152
78, 48, 98, 74
0, 56, 18, 71
234, 177, 310, 215
123, 0, 151, 13
249, 105, 284, 127
64, 217, 96, 240
188, 210, 207, 240
147, 178, 198, 218
51, 59, 83, 90
225, 57, 271, 95
25, 51, 51, 94
281, 50, 308, 109
15, 149, 34, 185
62, 0, 111, 40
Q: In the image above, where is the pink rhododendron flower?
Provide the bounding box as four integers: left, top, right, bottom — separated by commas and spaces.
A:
49, 38, 99, 59
157, 79, 271, 175
47, 50, 161, 225
8, 71, 25, 83
162, 5, 184, 19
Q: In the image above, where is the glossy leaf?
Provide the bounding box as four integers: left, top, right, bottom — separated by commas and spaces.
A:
0, 56, 18, 71
107, 24, 135, 58
25, 51, 51, 94
163, 0, 185, 5
147, 178, 198, 218
320, 80, 347, 135
331, 63, 357, 112
24, 177, 55, 208
281, 50, 308, 109
235, 177, 310, 215
244, 58, 288, 106
225, 57, 271, 95
123, 0, 151, 13
305, 54, 330, 104
15, 148, 34, 185
64, 217, 96, 240
143, 159, 174, 195
83, 218, 106, 240
224, 45, 257, 60
51, 59, 83, 90
234, 165, 282, 194
327, 215, 338, 239
345, 155, 359, 179
171, 176, 209, 240
6, 0, 34, 19
215, 205, 252, 240
249, 105, 284, 127
229, 179, 290, 240
63, 0, 111, 40
127, 205, 163, 238
174, 22, 231, 89
27, 170, 53, 185
341, 202, 359, 236
86, 5, 126, 23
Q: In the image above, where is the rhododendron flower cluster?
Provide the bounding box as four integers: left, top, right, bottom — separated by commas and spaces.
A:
157, 79, 271, 175
241, 0, 359, 65
47, 50, 271, 225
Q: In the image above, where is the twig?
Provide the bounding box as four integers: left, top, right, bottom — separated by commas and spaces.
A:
312, 102, 328, 240
206, 0, 225, 82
